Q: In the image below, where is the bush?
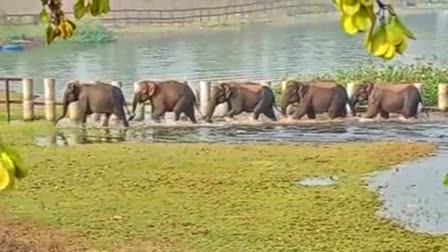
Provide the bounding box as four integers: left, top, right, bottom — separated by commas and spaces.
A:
273, 57, 448, 106
68, 20, 116, 43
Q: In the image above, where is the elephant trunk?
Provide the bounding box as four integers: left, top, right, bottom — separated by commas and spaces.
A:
280, 99, 289, 117
55, 98, 69, 124
128, 93, 139, 121
203, 99, 217, 122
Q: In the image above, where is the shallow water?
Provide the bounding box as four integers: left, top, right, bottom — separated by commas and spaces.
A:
368, 146, 448, 235
35, 112, 448, 146
295, 176, 339, 187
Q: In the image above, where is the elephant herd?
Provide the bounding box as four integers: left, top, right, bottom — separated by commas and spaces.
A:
55, 79, 428, 128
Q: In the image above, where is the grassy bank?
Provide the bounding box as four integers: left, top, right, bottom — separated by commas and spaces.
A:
273, 59, 448, 106
0, 122, 444, 251
0, 20, 116, 46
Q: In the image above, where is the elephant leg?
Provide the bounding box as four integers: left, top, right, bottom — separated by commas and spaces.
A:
78, 101, 88, 127
225, 108, 242, 118
380, 110, 389, 119
306, 108, 316, 119
183, 105, 197, 123
113, 106, 129, 127
263, 108, 277, 121
151, 108, 165, 123
102, 113, 111, 127
402, 95, 419, 119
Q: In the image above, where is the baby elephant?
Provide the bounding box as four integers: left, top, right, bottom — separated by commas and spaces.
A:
129, 80, 201, 123
350, 81, 428, 119
55, 81, 131, 127
281, 79, 355, 120
202, 81, 278, 123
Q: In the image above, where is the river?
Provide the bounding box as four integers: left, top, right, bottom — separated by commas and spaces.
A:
1, 10, 448, 100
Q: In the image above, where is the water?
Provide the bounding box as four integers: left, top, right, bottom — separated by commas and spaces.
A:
295, 176, 339, 186
368, 146, 448, 235
1, 11, 448, 100
33, 112, 448, 146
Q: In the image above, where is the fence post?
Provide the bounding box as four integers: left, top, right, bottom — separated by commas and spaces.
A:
22, 78, 34, 121
110, 81, 122, 123
413, 83, 423, 113
346, 81, 356, 99
44, 78, 56, 122
199, 81, 210, 116
438, 83, 448, 111
133, 81, 145, 121
88, 80, 101, 122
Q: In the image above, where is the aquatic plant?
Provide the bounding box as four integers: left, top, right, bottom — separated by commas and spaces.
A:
67, 20, 116, 43
274, 58, 448, 106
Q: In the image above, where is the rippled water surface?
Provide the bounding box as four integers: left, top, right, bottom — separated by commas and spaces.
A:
368, 147, 448, 235
1, 11, 448, 99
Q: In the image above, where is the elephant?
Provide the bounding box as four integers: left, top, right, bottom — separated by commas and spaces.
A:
128, 80, 201, 123
202, 81, 279, 123
281, 80, 355, 120
349, 81, 428, 119
55, 81, 131, 127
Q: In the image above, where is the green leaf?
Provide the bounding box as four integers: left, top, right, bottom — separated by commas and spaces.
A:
39, 8, 49, 24
443, 174, 448, 187
74, 0, 87, 19
90, 0, 100, 16
395, 15, 416, 40
45, 25, 54, 45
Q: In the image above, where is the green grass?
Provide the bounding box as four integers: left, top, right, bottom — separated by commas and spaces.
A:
0, 122, 444, 251
273, 58, 448, 106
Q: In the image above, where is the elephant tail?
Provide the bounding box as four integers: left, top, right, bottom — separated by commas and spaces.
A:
193, 95, 205, 119
418, 90, 430, 118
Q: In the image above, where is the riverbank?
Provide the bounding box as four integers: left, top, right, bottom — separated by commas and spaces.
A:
0, 121, 443, 251
0, 5, 445, 48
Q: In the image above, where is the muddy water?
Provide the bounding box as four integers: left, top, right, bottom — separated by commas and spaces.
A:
368, 146, 448, 235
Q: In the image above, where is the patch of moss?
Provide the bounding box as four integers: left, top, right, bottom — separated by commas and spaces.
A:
0, 122, 442, 251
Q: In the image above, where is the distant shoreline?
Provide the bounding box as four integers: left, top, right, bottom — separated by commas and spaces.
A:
109, 6, 447, 38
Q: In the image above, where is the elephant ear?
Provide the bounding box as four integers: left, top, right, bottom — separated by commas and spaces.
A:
221, 83, 232, 99
364, 81, 374, 95
146, 82, 159, 97
297, 84, 309, 99
66, 81, 80, 94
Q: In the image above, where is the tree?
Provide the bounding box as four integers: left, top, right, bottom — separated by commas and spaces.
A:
39, 0, 111, 45
334, 0, 416, 60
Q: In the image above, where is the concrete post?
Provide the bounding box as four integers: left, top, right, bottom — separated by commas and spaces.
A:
438, 84, 448, 111
199, 81, 210, 116
43, 78, 56, 122
346, 82, 356, 99
110, 81, 122, 123
281, 80, 289, 93
133, 81, 145, 120
87, 80, 101, 122
22, 78, 34, 121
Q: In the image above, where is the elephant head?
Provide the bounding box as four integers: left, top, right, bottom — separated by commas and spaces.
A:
129, 81, 159, 121
55, 81, 82, 123
203, 82, 232, 123
350, 81, 374, 107
280, 80, 306, 116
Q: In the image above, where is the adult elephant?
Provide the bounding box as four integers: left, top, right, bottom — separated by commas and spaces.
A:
281, 80, 355, 120
350, 81, 428, 119
55, 81, 131, 127
128, 80, 201, 123
202, 81, 278, 123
